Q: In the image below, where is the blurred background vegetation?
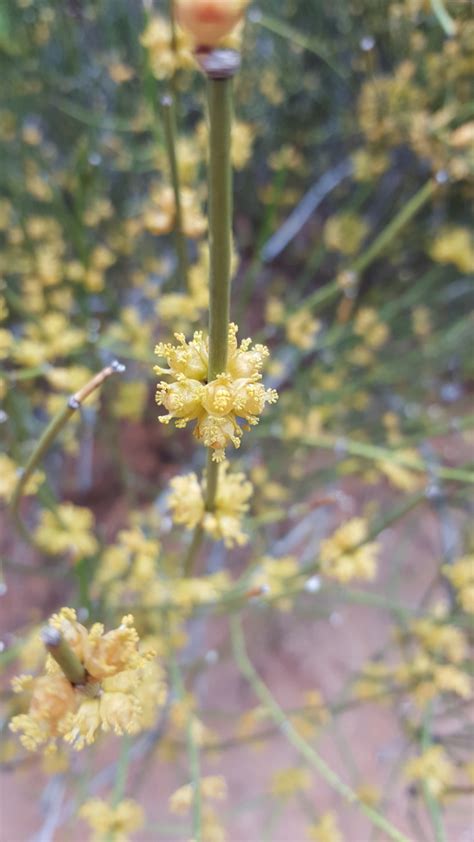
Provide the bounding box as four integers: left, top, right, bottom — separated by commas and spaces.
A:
0, 0, 473, 839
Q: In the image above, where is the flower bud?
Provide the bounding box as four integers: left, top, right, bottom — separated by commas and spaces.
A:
175, 0, 248, 47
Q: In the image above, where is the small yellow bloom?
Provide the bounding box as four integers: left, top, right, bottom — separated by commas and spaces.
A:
10, 610, 161, 753
155, 324, 277, 461
307, 811, 343, 842
404, 746, 455, 798
80, 797, 144, 842
319, 518, 379, 582
34, 504, 99, 560
270, 766, 312, 798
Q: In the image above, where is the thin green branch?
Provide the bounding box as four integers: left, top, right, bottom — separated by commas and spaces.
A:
161, 94, 189, 289
41, 626, 86, 685
421, 705, 447, 842
230, 613, 412, 842
207, 74, 233, 382
170, 655, 202, 842
303, 179, 438, 313
430, 0, 456, 36
10, 361, 125, 542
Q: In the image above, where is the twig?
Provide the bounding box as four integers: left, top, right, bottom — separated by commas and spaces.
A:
230, 613, 413, 842
10, 361, 125, 542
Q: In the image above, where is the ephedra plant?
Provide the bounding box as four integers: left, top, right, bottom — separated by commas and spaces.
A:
2, 1, 473, 840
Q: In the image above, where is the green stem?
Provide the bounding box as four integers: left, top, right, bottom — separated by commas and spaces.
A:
170, 655, 202, 842
41, 626, 86, 685
204, 451, 219, 510
207, 75, 233, 381
304, 179, 437, 313
421, 705, 447, 842
183, 524, 204, 578
10, 363, 124, 542
230, 614, 412, 842
430, 0, 456, 36
161, 95, 189, 289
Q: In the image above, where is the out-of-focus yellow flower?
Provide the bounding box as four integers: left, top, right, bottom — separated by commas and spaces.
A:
411, 617, 467, 664
175, 0, 249, 48
111, 381, 149, 422
319, 518, 379, 582
35, 504, 99, 560
270, 766, 312, 798
144, 185, 207, 239
404, 746, 455, 798
429, 226, 474, 274
80, 797, 144, 841
168, 462, 253, 547
10, 610, 161, 753
353, 307, 390, 349
442, 556, 474, 614
155, 324, 278, 461
169, 775, 227, 814
0, 454, 44, 503
286, 310, 321, 351
140, 16, 194, 80
307, 811, 343, 842
324, 212, 369, 256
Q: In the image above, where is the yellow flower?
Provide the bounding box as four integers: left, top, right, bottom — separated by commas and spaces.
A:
155, 324, 278, 461
144, 185, 206, 239
429, 226, 474, 274
140, 16, 194, 80
307, 811, 343, 842
442, 556, 474, 614
169, 775, 227, 814
286, 310, 321, 351
34, 504, 99, 560
80, 797, 144, 842
0, 454, 44, 503
404, 746, 455, 798
10, 610, 160, 753
319, 518, 379, 582
353, 307, 390, 349
411, 617, 467, 664
175, 0, 249, 48
270, 766, 312, 798
168, 462, 253, 547
324, 212, 369, 256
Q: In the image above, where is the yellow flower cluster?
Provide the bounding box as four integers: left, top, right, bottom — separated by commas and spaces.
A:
430, 226, 474, 274
308, 811, 343, 842
270, 766, 312, 798
34, 503, 99, 560
140, 16, 194, 80
155, 323, 278, 461
143, 184, 206, 239
168, 461, 253, 547
157, 244, 210, 327
169, 774, 227, 814
443, 556, 474, 614
324, 211, 369, 257
80, 797, 144, 842
10, 609, 162, 752
319, 518, 379, 583
404, 746, 455, 798
0, 454, 44, 503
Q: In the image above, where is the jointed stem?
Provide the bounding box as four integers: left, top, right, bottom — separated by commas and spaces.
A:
183, 56, 237, 577
207, 75, 233, 382
230, 614, 412, 842
161, 95, 189, 289
11, 361, 124, 543
41, 626, 86, 685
